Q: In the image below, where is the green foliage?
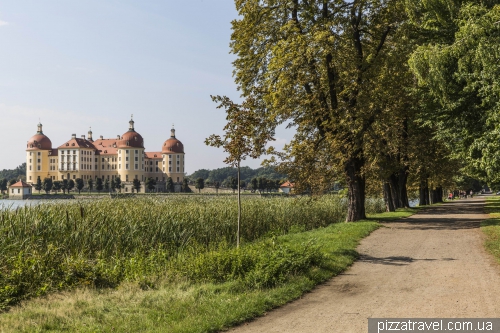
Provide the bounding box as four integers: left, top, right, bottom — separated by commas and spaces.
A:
188, 166, 287, 185
166, 177, 175, 193
145, 177, 156, 193
68, 179, 75, 193
87, 178, 93, 193
75, 178, 84, 194
0, 163, 26, 181
182, 178, 190, 193
195, 178, 205, 193
0, 221, 382, 332
95, 178, 103, 193
42, 178, 53, 194
0, 195, 386, 310
178, 239, 323, 289
132, 179, 141, 193
114, 176, 121, 192
52, 181, 61, 193
35, 176, 42, 193
409, 3, 500, 184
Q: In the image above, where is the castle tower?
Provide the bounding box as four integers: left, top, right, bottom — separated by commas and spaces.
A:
26, 122, 54, 184
162, 125, 185, 184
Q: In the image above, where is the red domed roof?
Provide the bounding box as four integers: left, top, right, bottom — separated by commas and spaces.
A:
118, 131, 144, 148
162, 137, 184, 153
27, 133, 52, 150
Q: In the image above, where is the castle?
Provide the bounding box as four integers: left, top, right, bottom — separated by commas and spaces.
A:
25, 117, 185, 192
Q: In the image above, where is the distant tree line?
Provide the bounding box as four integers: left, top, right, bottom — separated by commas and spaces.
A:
188, 166, 287, 186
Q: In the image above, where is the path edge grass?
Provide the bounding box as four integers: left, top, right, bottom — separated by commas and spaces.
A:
482, 196, 500, 264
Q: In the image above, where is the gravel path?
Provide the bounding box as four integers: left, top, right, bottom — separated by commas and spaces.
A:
230, 196, 500, 333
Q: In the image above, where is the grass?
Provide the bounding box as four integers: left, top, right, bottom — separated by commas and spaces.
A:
0, 195, 385, 310
0, 221, 379, 333
482, 196, 500, 263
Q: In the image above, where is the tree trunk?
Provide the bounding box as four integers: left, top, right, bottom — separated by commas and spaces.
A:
397, 166, 410, 208
419, 179, 428, 206
389, 173, 401, 209
383, 181, 395, 212
345, 156, 366, 221
237, 161, 241, 249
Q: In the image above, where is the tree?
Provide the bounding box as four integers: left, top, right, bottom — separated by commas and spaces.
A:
35, 176, 43, 194
111, 178, 116, 192
68, 179, 75, 193
410, 2, 500, 186
132, 178, 141, 193
240, 180, 246, 190
214, 181, 220, 194
52, 181, 61, 194
146, 177, 156, 193
195, 177, 205, 194
8, 179, 16, 186
0, 179, 7, 194
257, 177, 265, 194
251, 178, 258, 193
230, 176, 238, 194
114, 176, 122, 193
42, 178, 53, 194
166, 177, 175, 193
182, 178, 190, 193
104, 178, 110, 193
61, 179, 68, 194
231, 1, 407, 221
95, 177, 103, 193
87, 178, 93, 194
206, 96, 272, 247
75, 178, 84, 194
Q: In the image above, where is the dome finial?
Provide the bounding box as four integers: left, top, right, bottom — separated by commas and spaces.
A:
37, 121, 43, 134
88, 127, 93, 141
129, 115, 135, 131
171, 125, 175, 138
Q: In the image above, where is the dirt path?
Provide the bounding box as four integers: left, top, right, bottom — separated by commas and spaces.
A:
230, 196, 500, 333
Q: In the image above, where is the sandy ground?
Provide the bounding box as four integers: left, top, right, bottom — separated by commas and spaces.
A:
230, 196, 500, 333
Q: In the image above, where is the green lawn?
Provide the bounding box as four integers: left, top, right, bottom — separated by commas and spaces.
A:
482, 196, 500, 263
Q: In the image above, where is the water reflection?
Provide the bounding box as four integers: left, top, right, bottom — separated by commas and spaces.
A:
0, 200, 42, 210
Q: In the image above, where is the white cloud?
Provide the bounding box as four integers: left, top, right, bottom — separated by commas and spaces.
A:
0, 20, 9, 26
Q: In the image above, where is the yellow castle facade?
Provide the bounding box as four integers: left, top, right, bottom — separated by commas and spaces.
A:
25, 117, 185, 192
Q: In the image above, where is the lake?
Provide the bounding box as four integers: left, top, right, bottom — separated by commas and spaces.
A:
0, 199, 42, 210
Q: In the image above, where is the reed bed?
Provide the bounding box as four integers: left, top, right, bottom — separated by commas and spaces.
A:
0, 195, 384, 309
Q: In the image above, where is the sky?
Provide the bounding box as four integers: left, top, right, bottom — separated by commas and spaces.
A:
0, 0, 293, 174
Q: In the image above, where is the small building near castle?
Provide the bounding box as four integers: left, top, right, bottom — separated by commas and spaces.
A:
25, 117, 185, 193
9, 180, 32, 199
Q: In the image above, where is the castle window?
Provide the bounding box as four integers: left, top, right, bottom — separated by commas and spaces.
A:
73, 150, 76, 154
66, 143, 69, 146
177, 167, 179, 172
135, 157, 138, 162
135, 164, 138, 169
38, 152, 41, 156
126, 164, 129, 169
37, 159, 40, 163
126, 175, 129, 181
169, 167, 171, 172
135, 150, 138, 154
37, 166, 40, 171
